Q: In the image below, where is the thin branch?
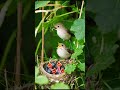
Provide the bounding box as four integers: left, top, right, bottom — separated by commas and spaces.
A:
79, 0, 84, 18
35, 10, 52, 13
35, 6, 67, 13
15, 0, 22, 86
41, 7, 45, 63
4, 69, 8, 90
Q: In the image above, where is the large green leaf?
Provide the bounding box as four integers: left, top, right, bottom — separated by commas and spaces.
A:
77, 62, 85, 72
35, 66, 39, 77
70, 18, 85, 40
65, 64, 76, 74
71, 45, 84, 59
35, 1, 50, 9
51, 82, 70, 89
35, 75, 49, 85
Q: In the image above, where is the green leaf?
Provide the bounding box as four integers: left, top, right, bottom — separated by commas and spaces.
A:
35, 1, 50, 9
35, 75, 49, 85
62, 1, 69, 6
70, 18, 85, 40
65, 64, 76, 74
77, 62, 85, 72
71, 45, 84, 59
35, 66, 39, 76
51, 82, 70, 89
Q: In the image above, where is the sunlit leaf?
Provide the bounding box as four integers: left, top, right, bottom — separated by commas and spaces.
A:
70, 18, 85, 40
51, 82, 70, 89
35, 66, 39, 76
65, 64, 76, 74
35, 1, 50, 9
77, 62, 85, 72
35, 75, 49, 85
71, 45, 84, 59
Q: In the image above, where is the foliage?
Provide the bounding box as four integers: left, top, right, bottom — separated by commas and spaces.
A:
35, 1, 50, 10
0, 0, 34, 89
35, 75, 49, 85
65, 63, 76, 74
86, 0, 120, 89
70, 18, 85, 40
51, 82, 70, 89
35, 0, 85, 89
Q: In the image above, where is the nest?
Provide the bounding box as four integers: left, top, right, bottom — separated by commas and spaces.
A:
39, 59, 73, 82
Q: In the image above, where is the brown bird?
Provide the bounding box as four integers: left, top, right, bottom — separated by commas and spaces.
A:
54, 23, 71, 40
57, 43, 73, 59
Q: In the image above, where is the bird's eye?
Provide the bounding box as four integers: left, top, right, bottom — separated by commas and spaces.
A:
57, 25, 59, 27
62, 44, 64, 46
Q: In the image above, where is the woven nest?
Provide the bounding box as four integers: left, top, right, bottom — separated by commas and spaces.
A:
39, 59, 73, 82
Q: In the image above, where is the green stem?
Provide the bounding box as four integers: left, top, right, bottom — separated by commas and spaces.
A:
57, 10, 78, 18
35, 28, 48, 56
35, 39, 42, 56
35, 12, 48, 37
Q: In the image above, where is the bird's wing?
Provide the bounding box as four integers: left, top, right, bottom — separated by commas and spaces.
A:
66, 30, 74, 37
66, 48, 74, 54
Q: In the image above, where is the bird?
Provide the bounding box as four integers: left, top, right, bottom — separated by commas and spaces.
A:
60, 68, 64, 73
57, 43, 72, 59
54, 23, 71, 40
47, 62, 53, 69
56, 61, 62, 74
43, 63, 52, 74
52, 68, 57, 74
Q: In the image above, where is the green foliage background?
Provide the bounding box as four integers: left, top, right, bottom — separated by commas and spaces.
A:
0, 0, 34, 89
86, 0, 120, 89
35, 0, 85, 89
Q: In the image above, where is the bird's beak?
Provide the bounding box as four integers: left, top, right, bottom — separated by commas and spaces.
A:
54, 26, 57, 30
57, 42, 61, 48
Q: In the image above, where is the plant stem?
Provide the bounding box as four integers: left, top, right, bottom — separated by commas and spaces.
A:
15, 0, 22, 86
79, 0, 84, 18
0, 0, 31, 71
35, 12, 48, 37
41, 7, 45, 63
4, 69, 8, 90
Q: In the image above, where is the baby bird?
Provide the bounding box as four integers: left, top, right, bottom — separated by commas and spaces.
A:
54, 23, 71, 40
57, 43, 72, 59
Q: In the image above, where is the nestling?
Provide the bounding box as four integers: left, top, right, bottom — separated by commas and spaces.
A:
57, 43, 72, 59
54, 23, 71, 40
